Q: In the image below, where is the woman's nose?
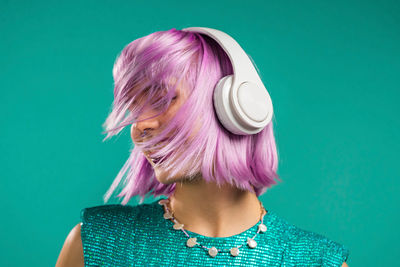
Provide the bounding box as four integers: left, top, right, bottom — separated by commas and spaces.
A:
133, 108, 161, 137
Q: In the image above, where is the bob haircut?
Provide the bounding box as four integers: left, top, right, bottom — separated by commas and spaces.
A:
102, 28, 281, 204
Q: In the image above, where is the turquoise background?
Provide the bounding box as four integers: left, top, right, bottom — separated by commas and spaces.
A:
1, 0, 399, 266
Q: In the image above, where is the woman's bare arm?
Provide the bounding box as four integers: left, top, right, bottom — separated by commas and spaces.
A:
55, 223, 84, 267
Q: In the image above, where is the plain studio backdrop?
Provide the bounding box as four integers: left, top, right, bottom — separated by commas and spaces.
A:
1, 0, 399, 266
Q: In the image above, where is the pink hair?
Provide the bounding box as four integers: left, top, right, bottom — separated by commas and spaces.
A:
101, 28, 281, 204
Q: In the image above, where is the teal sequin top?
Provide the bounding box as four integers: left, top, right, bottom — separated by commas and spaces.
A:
80, 198, 349, 266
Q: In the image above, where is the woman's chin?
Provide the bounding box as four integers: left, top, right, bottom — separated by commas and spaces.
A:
153, 163, 193, 185
153, 167, 179, 184
144, 152, 191, 184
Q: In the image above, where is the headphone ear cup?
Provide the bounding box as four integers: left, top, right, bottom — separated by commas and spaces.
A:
214, 75, 273, 135
213, 75, 238, 134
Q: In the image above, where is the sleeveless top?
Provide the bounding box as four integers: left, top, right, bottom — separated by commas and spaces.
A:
80, 198, 350, 266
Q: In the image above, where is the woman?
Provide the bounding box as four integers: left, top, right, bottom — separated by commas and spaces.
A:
56, 27, 350, 266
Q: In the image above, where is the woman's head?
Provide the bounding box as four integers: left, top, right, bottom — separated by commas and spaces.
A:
102, 28, 281, 204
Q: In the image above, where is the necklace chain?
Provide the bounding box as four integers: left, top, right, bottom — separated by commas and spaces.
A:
159, 197, 268, 258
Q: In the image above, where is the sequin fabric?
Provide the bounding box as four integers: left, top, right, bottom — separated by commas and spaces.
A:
80, 198, 349, 266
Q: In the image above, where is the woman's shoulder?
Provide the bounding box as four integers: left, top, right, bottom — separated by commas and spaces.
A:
80, 200, 158, 225
80, 203, 136, 220
78, 200, 161, 266
266, 210, 350, 265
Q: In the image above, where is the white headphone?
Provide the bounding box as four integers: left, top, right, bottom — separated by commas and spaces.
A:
182, 27, 274, 135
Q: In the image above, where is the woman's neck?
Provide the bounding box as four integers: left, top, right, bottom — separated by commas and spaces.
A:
169, 175, 264, 237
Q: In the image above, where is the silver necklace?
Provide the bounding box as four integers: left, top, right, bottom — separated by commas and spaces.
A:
158, 197, 268, 257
